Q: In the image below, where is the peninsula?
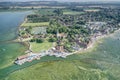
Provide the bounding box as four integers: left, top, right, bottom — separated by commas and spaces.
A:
13, 2, 120, 65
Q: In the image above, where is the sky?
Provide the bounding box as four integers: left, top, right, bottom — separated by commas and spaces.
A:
0, 0, 120, 2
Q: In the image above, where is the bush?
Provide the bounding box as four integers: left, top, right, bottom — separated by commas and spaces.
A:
48, 38, 57, 42
64, 42, 73, 52
30, 39, 36, 42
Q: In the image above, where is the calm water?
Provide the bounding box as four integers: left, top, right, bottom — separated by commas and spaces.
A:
0, 11, 120, 80
0, 11, 30, 77
0, 12, 30, 42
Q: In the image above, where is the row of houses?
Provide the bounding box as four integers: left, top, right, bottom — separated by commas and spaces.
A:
15, 53, 40, 65
15, 46, 72, 65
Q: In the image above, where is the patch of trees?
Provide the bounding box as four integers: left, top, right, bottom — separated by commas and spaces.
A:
47, 25, 58, 34
30, 38, 44, 43
71, 8, 84, 12
47, 18, 91, 45
47, 21, 68, 34
27, 14, 49, 23
53, 9, 63, 16
82, 8, 120, 22
48, 37, 57, 42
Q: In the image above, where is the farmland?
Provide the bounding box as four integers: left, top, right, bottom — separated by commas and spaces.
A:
21, 22, 49, 27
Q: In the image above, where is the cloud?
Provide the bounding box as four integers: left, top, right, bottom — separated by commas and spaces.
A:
0, 0, 119, 2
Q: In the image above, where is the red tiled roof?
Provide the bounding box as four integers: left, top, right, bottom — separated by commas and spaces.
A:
17, 54, 28, 60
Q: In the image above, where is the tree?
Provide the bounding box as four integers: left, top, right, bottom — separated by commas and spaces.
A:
21, 31, 25, 35
31, 7, 34, 9
53, 9, 63, 16
59, 26, 67, 33
25, 26, 32, 33
36, 39, 44, 43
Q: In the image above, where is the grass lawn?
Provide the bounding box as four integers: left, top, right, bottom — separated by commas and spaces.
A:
30, 41, 53, 52
21, 22, 49, 27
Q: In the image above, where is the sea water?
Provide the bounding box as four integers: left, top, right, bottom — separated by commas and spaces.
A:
0, 11, 30, 78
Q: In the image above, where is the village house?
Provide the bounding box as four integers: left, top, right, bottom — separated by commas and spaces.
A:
55, 45, 64, 52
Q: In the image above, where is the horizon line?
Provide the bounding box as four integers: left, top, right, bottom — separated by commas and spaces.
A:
1, 0, 120, 3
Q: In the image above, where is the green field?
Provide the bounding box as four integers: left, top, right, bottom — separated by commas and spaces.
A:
84, 9, 100, 12
6, 60, 108, 80
21, 22, 49, 27
35, 9, 55, 15
30, 41, 53, 52
63, 11, 84, 15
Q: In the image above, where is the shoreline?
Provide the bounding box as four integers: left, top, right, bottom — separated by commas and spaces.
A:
15, 11, 34, 50
75, 29, 120, 54
15, 28, 120, 61
14, 31, 115, 65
